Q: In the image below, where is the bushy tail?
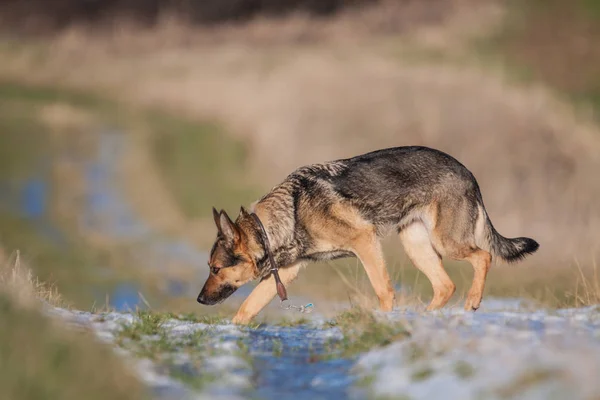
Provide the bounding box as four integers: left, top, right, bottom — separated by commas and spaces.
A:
478, 209, 539, 263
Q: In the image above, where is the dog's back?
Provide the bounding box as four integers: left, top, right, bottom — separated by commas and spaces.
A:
328, 146, 476, 227
285, 146, 538, 263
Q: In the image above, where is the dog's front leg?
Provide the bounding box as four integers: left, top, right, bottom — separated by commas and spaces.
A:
232, 263, 303, 325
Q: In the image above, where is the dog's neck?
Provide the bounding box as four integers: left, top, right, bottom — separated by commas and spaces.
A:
244, 203, 300, 278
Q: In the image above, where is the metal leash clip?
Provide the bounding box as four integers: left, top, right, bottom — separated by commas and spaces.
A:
280, 300, 314, 314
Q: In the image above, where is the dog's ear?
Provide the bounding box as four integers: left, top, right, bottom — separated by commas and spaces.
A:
213, 207, 222, 233
219, 210, 240, 243
239, 206, 249, 217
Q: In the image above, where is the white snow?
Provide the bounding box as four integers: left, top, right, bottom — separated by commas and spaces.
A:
353, 299, 600, 400
43, 299, 600, 399
45, 306, 252, 400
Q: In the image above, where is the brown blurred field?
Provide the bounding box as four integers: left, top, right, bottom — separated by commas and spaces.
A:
0, 0, 599, 314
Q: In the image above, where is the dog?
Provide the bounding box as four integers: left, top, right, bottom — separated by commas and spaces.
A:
197, 146, 539, 324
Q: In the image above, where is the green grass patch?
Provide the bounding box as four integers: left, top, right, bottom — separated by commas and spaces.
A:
119, 310, 167, 340
272, 339, 283, 357
454, 360, 476, 380
0, 80, 111, 109
150, 114, 262, 220
115, 310, 233, 390
0, 294, 144, 400
0, 106, 52, 180
325, 307, 411, 358
411, 366, 434, 382
168, 363, 216, 391
163, 311, 230, 325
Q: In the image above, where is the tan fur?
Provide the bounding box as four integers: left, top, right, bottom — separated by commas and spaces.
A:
231, 200, 398, 322
400, 204, 493, 311
400, 222, 456, 310
203, 225, 259, 294
307, 202, 395, 310
232, 262, 304, 324
205, 198, 494, 319
351, 232, 395, 311
463, 249, 492, 311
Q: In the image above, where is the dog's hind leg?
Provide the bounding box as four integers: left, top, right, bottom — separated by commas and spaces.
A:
428, 198, 491, 311
351, 232, 395, 311
399, 222, 456, 310
232, 263, 303, 325
463, 249, 491, 311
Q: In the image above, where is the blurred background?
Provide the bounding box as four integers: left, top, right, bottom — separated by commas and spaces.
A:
0, 0, 599, 316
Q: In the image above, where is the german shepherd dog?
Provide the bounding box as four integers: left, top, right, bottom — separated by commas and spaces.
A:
197, 146, 539, 324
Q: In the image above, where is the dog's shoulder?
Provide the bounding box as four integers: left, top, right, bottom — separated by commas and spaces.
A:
292, 160, 348, 180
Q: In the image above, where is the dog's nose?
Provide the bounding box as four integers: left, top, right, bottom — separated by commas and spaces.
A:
197, 293, 207, 304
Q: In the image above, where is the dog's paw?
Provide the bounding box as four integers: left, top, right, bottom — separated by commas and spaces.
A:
464, 298, 481, 312
231, 314, 250, 325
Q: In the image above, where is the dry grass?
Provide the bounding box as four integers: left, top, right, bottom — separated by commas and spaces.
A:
0, 248, 145, 400
571, 259, 600, 307
0, 249, 64, 308
0, 0, 599, 310
290, 247, 600, 311
0, 1, 596, 265
496, 0, 600, 95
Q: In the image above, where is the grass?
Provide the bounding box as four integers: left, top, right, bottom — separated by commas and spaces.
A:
115, 309, 231, 390
325, 307, 411, 358
0, 81, 111, 109
272, 339, 283, 357
482, 0, 600, 119
164, 311, 229, 324
0, 249, 63, 308
410, 257, 600, 309
119, 310, 167, 340
150, 114, 262, 221
0, 213, 139, 307
411, 367, 434, 382
0, 252, 145, 400
292, 248, 600, 317
454, 360, 476, 380
0, 107, 51, 180
0, 294, 145, 400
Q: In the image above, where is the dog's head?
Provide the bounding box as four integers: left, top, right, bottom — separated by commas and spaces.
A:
197, 207, 259, 305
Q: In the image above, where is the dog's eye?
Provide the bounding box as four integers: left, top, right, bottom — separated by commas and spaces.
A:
210, 267, 220, 275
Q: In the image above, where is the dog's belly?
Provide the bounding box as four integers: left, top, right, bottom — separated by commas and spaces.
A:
302, 250, 355, 262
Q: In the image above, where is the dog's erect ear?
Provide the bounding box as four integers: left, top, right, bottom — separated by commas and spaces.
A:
239, 206, 249, 217
213, 207, 222, 233
219, 210, 240, 242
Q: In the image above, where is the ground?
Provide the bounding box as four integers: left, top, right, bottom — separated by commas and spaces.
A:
45, 299, 600, 400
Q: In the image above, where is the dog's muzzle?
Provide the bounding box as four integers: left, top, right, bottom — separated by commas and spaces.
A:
197, 284, 237, 305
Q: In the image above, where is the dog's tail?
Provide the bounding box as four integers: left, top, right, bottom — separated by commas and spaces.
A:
475, 206, 539, 263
